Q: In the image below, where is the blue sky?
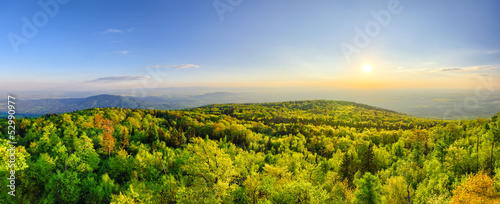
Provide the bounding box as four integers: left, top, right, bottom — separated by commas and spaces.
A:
1, 0, 499, 91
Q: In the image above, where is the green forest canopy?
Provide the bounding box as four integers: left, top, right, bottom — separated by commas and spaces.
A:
1, 100, 499, 203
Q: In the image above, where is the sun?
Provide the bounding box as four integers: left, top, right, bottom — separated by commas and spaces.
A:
363, 64, 373, 73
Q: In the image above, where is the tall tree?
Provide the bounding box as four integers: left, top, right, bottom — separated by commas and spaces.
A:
411, 142, 424, 166
100, 119, 116, 158
340, 152, 356, 187
354, 172, 382, 204
360, 144, 377, 174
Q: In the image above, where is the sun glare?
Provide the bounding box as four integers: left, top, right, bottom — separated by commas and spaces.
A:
363, 64, 373, 73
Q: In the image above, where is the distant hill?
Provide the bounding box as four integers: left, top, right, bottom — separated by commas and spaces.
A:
13, 94, 183, 116
5, 92, 250, 117
2, 89, 497, 119
195, 100, 428, 130
0, 87, 500, 120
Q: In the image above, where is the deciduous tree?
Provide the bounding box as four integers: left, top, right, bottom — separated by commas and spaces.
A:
100, 119, 116, 158
450, 172, 500, 204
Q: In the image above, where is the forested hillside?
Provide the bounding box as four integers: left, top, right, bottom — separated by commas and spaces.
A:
1, 100, 499, 203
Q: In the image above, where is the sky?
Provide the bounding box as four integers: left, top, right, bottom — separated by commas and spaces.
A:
1, 0, 499, 92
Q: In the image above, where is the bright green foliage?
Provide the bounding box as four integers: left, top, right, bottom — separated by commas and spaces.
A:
0, 139, 30, 203
180, 137, 238, 203
270, 180, 329, 204
110, 179, 154, 203
384, 176, 412, 204
106, 148, 133, 184
46, 170, 81, 203
354, 172, 382, 204
68, 133, 100, 173
97, 173, 118, 203
0, 102, 499, 203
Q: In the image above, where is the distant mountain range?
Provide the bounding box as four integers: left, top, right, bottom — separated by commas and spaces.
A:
9, 95, 175, 116
0, 89, 498, 119
2, 92, 252, 117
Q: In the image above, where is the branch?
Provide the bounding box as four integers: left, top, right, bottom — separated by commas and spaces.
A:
185, 173, 211, 187
156, 152, 167, 175
202, 145, 216, 174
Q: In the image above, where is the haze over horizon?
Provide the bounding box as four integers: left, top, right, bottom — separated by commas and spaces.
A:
1, 0, 499, 93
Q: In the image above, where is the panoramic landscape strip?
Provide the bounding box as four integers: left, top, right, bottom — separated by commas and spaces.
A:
1, 0, 499, 203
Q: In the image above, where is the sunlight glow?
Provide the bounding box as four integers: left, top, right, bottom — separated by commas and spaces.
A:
363, 64, 373, 73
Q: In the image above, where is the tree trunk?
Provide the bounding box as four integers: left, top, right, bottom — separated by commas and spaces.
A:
477, 134, 480, 173
490, 141, 494, 176
407, 183, 411, 204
